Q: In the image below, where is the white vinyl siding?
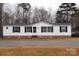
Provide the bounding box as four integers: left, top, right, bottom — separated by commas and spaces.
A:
3, 21, 71, 36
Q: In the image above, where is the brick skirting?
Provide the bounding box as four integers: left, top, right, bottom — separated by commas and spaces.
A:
2, 35, 71, 39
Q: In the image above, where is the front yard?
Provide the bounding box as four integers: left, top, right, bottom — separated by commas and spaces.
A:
0, 46, 78, 56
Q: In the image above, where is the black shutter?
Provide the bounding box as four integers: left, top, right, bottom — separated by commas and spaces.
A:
25, 27, 26, 32
31, 27, 32, 32
18, 27, 20, 32
60, 26, 61, 32
66, 26, 67, 32
13, 27, 14, 32
41, 27, 43, 32
52, 26, 53, 32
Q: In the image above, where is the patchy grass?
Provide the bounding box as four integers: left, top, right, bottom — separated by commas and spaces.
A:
0, 37, 79, 41
0, 46, 79, 56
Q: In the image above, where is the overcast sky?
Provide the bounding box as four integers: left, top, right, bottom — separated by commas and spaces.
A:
2, 0, 79, 15
7, 0, 79, 11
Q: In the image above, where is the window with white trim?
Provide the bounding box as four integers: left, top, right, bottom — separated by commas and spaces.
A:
48, 27, 53, 32
41, 27, 47, 32
41, 26, 53, 32
13, 26, 20, 33
60, 26, 67, 32
25, 27, 32, 32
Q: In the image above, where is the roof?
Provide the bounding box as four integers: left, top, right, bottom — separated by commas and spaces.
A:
3, 20, 71, 26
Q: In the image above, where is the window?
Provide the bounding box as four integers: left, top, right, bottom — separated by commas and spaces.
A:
41, 26, 53, 32
60, 26, 67, 32
25, 27, 32, 32
48, 27, 53, 32
41, 27, 47, 32
33, 27, 36, 33
13, 26, 20, 33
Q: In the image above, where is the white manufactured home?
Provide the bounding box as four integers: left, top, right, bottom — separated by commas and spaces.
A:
3, 21, 71, 38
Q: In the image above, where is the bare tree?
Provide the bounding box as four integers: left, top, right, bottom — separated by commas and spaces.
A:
18, 3, 31, 24
24, 9, 32, 24
32, 7, 40, 23
14, 4, 23, 24
2, 3, 53, 25
2, 4, 12, 24
33, 7, 53, 23
2, 12, 11, 24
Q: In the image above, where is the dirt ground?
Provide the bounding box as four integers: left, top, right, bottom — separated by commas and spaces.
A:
0, 46, 78, 56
